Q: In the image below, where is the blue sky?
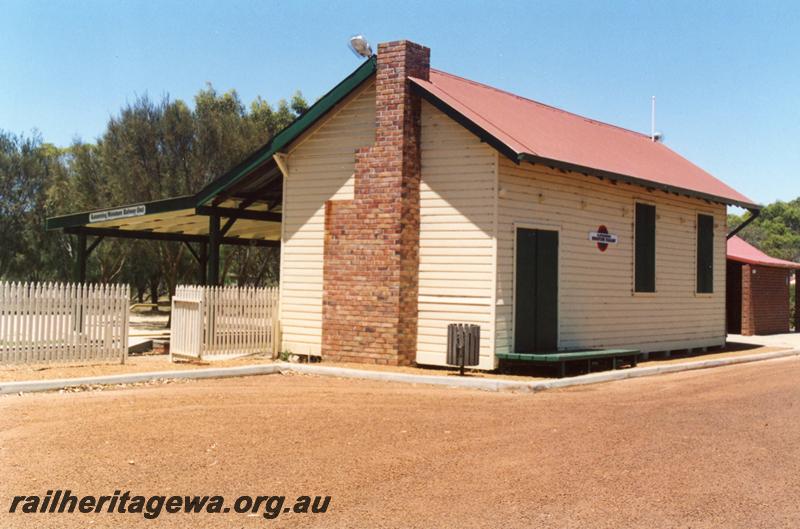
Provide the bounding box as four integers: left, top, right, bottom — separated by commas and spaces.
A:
1, 0, 798, 205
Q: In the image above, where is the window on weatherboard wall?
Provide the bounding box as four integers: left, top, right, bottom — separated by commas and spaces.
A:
634, 202, 656, 293
696, 214, 714, 293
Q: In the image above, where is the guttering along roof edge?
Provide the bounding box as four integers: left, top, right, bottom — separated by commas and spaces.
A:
727, 254, 800, 269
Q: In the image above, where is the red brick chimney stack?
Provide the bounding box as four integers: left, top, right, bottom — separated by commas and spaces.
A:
322, 41, 431, 365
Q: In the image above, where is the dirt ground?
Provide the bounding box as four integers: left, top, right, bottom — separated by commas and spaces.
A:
0, 353, 276, 382
2, 357, 800, 528
0, 341, 783, 383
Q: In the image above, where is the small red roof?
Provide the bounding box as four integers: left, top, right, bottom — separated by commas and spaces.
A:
410, 70, 757, 209
727, 236, 800, 269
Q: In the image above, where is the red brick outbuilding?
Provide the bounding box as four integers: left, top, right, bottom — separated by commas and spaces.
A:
727, 236, 800, 335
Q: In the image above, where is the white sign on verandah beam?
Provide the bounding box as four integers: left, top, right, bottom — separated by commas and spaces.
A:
88, 205, 146, 223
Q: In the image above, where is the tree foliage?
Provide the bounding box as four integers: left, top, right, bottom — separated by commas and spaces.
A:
0, 86, 307, 301
728, 199, 800, 263
0, 132, 65, 280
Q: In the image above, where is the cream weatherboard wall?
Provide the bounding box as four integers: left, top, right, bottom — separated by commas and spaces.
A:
495, 157, 728, 357
415, 101, 497, 369
279, 81, 376, 356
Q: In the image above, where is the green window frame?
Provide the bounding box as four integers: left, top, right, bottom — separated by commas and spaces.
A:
634, 202, 656, 293
696, 214, 714, 293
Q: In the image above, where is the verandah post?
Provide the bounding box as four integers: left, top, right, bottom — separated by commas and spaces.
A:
208, 216, 220, 286
198, 242, 208, 285
74, 232, 87, 284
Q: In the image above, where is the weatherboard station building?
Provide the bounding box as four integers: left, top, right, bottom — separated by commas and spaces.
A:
47, 40, 761, 370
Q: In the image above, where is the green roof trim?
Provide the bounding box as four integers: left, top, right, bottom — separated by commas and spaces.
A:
45, 195, 196, 231
194, 56, 378, 206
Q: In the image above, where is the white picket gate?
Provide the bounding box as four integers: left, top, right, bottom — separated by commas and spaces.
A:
170, 285, 279, 361
0, 282, 129, 365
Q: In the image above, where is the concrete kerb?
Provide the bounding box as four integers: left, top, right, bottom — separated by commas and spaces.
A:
2, 348, 799, 396
0, 364, 282, 395
284, 363, 534, 392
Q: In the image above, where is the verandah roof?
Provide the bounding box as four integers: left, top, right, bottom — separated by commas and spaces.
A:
45, 195, 281, 247
45, 57, 380, 246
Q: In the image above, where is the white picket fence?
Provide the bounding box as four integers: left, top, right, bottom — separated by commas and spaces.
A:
0, 282, 129, 365
170, 285, 279, 361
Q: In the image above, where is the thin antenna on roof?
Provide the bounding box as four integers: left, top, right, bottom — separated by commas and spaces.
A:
650, 96, 663, 142
651, 96, 656, 141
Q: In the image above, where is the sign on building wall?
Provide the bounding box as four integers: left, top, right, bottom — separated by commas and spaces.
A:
89, 205, 146, 223
589, 225, 618, 252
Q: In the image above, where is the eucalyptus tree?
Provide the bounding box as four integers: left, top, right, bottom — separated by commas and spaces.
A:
0, 131, 68, 281
729, 199, 800, 262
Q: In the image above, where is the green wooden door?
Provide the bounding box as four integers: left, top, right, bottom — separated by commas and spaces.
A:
514, 228, 558, 353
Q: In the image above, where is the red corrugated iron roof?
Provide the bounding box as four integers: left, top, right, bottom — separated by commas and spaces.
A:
727, 236, 800, 269
410, 69, 758, 209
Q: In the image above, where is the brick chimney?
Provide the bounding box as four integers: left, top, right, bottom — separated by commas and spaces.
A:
321, 40, 431, 365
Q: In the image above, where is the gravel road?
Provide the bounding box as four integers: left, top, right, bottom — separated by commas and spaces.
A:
2, 357, 799, 528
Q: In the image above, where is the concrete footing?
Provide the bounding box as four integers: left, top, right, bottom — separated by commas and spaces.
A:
2, 348, 799, 396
